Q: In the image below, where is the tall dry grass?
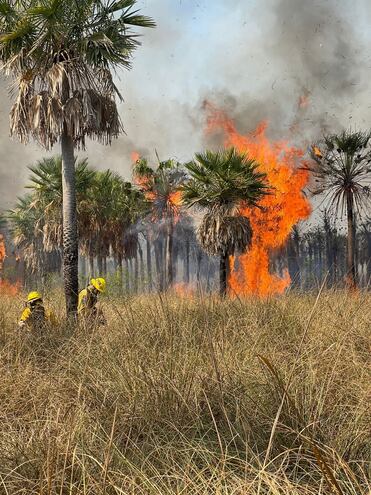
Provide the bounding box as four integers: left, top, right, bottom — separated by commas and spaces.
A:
0, 290, 369, 494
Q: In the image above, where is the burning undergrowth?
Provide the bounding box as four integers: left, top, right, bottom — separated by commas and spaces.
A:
0, 234, 20, 296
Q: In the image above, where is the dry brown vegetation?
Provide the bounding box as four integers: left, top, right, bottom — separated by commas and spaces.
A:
0, 291, 369, 494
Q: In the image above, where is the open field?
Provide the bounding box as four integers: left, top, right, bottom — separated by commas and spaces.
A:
0, 291, 369, 494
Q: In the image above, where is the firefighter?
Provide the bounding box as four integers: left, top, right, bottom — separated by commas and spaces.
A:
78, 278, 106, 325
18, 291, 52, 331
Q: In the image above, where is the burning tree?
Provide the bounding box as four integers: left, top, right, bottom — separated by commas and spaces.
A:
204, 102, 311, 297
133, 156, 186, 290
182, 148, 268, 297
0, 0, 154, 316
308, 130, 371, 288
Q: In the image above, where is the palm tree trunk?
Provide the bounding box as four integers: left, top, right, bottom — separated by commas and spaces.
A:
117, 252, 123, 293
219, 251, 229, 297
184, 237, 190, 284
89, 255, 94, 278
134, 251, 139, 293
146, 236, 152, 292
154, 238, 164, 291
166, 222, 174, 288
346, 191, 357, 288
138, 243, 145, 291
196, 249, 203, 285
125, 258, 130, 293
97, 254, 103, 274
61, 129, 78, 316
366, 230, 371, 284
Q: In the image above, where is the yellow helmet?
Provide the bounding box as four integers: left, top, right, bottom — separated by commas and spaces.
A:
27, 291, 42, 303
91, 278, 106, 293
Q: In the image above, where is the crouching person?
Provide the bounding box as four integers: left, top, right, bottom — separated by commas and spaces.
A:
78, 278, 106, 326
18, 291, 54, 331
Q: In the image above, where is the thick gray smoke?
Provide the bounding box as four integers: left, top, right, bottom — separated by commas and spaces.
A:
1, 0, 371, 210
202, 0, 371, 144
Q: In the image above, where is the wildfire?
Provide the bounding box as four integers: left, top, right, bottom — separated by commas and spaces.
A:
133, 159, 184, 224
204, 101, 311, 297
312, 146, 323, 158
0, 234, 20, 296
173, 282, 195, 298
169, 191, 182, 208
0, 235, 5, 270
131, 151, 140, 163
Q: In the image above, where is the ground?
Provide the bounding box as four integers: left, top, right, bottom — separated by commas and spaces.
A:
0, 291, 369, 494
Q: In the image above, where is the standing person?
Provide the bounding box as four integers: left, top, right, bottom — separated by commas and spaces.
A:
78, 278, 106, 325
18, 292, 54, 331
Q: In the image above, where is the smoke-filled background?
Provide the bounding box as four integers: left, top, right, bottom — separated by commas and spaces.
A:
1, 0, 371, 210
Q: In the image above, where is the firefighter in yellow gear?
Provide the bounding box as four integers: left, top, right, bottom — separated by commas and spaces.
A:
78, 278, 106, 325
18, 292, 54, 330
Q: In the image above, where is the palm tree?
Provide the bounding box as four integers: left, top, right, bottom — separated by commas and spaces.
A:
182, 148, 268, 296
8, 194, 46, 276
28, 156, 96, 253
9, 157, 95, 280
133, 157, 186, 289
0, 0, 155, 315
309, 130, 371, 288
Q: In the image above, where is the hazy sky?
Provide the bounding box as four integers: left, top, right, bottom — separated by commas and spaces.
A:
1, 0, 371, 213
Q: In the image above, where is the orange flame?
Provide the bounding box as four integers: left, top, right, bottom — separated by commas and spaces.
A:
131, 151, 140, 163
204, 101, 312, 297
0, 235, 5, 269
169, 191, 183, 224
312, 146, 323, 158
173, 282, 195, 298
133, 168, 183, 224
0, 234, 20, 296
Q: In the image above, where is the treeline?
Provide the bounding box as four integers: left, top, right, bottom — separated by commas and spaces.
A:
283, 213, 371, 289
1, 146, 370, 294
2, 156, 206, 292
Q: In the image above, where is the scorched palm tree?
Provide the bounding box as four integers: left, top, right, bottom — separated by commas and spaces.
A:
133, 157, 186, 289
309, 130, 371, 288
183, 148, 268, 296
0, 0, 155, 315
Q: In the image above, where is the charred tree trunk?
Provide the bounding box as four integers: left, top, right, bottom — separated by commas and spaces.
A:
184, 237, 190, 284
134, 251, 139, 294
366, 230, 371, 284
125, 258, 130, 293
286, 231, 301, 289
138, 242, 145, 291
219, 250, 229, 297
146, 236, 152, 292
61, 129, 78, 317
89, 255, 94, 278
166, 222, 174, 289
97, 254, 103, 275
154, 238, 164, 291
117, 252, 123, 293
346, 192, 357, 288
196, 249, 203, 286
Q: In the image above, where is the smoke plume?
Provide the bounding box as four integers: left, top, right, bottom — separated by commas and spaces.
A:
1, 0, 370, 209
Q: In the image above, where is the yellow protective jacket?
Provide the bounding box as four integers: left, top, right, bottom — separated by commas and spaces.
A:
19, 303, 54, 329
78, 287, 98, 316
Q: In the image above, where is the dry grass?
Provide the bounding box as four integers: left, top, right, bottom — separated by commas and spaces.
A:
0, 290, 369, 494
